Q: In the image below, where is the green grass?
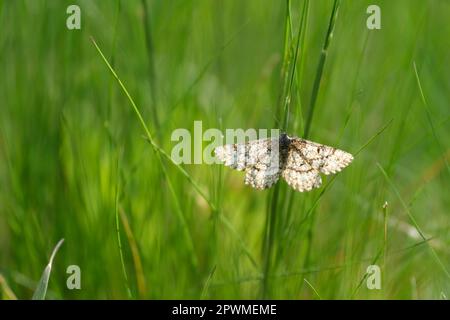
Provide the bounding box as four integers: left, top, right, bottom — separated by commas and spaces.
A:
1, 0, 450, 299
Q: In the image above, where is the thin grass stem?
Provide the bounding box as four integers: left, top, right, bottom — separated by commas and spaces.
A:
141, 0, 160, 134
303, 0, 340, 139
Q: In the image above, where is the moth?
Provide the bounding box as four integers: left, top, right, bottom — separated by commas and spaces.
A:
214, 133, 353, 192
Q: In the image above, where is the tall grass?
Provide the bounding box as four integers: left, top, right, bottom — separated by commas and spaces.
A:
141, 0, 160, 135
263, 0, 341, 299
262, 0, 311, 298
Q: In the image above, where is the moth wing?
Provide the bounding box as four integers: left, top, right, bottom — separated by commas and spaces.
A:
214, 138, 279, 171
281, 141, 322, 192
244, 164, 281, 190
289, 138, 353, 175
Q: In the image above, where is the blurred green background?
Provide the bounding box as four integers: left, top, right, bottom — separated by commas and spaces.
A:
0, 0, 449, 299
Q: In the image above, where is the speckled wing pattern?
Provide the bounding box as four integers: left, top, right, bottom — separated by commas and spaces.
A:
282, 138, 353, 192
214, 138, 282, 189
214, 135, 353, 192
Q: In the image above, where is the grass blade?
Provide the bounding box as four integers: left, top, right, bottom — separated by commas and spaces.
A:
0, 274, 17, 300
303, 0, 340, 138
413, 61, 450, 176
299, 0, 341, 291
141, 0, 160, 133
282, 0, 305, 131
304, 278, 322, 299
32, 239, 64, 300
119, 207, 147, 299
200, 265, 216, 299
114, 153, 132, 298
